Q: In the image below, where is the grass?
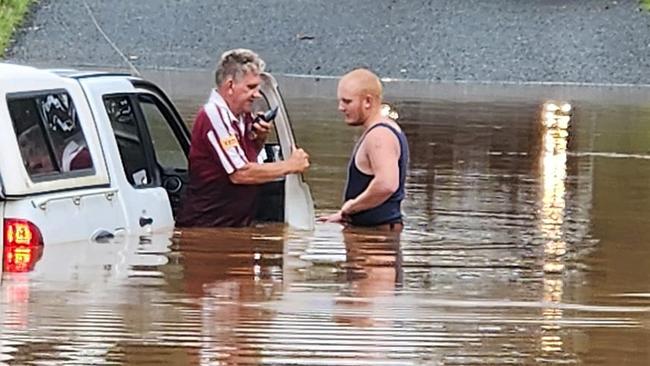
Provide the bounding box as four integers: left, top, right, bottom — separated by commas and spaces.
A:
642, 0, 650, 11
0, 0, 33, 57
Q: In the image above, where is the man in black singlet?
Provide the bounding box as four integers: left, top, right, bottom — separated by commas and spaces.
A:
319, 68, 409, 232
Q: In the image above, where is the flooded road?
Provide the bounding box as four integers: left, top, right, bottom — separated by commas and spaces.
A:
2, 73, 650, 365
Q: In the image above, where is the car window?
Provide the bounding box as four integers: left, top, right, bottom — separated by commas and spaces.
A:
104, 95, 152, 187
137, 94, 187, 170
8, 90, 94, 179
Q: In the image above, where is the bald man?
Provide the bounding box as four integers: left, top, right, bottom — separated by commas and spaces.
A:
319, 68, 410, 232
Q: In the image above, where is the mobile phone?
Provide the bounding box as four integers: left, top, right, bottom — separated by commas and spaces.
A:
255, 106, 279, 122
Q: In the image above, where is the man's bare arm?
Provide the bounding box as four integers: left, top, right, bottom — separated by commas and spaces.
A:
229, 147, 309, 185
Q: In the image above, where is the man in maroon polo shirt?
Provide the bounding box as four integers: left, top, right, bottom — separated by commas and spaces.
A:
176, 49, 310, 227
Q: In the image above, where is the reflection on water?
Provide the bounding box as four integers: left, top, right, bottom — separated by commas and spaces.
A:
2, 77, 650, 365
539, 101, 570, 359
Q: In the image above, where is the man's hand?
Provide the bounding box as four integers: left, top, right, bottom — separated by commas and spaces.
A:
318, 199, 357, 224
251, 119, 272, 143
317, 210, 347, 224
340, 199, 357, 216
285, 147, 310, 174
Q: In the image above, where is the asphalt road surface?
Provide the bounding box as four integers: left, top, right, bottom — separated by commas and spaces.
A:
6, 0, 650, 84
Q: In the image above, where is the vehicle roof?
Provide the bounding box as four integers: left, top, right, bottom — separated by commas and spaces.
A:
0, 63, 61, 84
0, 63, 133, 84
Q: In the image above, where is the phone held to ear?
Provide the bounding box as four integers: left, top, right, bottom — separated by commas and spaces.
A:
254, 106, 278, 123
250, 106, 278, 140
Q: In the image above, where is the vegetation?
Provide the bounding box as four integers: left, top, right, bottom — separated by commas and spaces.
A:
642, 0, 650, 11
0, 0, 33, 57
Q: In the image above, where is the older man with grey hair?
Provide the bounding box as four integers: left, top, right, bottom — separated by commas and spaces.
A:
177, 48, 310, 227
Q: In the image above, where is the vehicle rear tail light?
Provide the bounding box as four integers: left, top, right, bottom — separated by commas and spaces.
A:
3, 219, 44, 273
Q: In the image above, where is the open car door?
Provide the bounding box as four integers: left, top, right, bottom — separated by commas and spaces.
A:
256, 73, 315, 230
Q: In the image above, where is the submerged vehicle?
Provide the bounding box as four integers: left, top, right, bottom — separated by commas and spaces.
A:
0, 63, 314, 276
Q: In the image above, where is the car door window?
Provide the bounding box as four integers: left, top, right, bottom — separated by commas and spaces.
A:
137, 94, 187, 170
8, 90, 94, 180
103, 95, 153, 187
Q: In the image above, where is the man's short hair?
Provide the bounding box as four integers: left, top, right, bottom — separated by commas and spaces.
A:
215, 49, 266, 87
341, 68, 383, 101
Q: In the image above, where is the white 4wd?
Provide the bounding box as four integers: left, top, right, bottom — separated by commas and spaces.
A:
0, 63, 314, 276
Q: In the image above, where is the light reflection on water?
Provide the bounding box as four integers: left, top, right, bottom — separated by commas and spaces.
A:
2, 76, 650, 365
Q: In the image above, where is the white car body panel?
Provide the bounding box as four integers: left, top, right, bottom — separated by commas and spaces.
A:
77, 76, 174, 235
0, 64, 110, 196
1, 64, 124, 245
259, 73, 315, 230
4, 187, 124, 245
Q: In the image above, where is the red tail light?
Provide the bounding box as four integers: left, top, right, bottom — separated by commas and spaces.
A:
3, 219, 44, 273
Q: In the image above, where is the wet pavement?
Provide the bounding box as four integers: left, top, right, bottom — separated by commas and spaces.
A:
2, 74, 650, 365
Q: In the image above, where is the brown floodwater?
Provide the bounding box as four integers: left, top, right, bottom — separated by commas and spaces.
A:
2, 72, 650, 365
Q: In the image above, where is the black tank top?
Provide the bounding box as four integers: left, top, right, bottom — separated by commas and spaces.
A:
344, 122, 409, 226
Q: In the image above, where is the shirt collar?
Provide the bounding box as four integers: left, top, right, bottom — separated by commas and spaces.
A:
208, 89, 238, 123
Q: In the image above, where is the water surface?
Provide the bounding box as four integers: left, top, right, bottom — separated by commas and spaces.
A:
2, 74, 650, 365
